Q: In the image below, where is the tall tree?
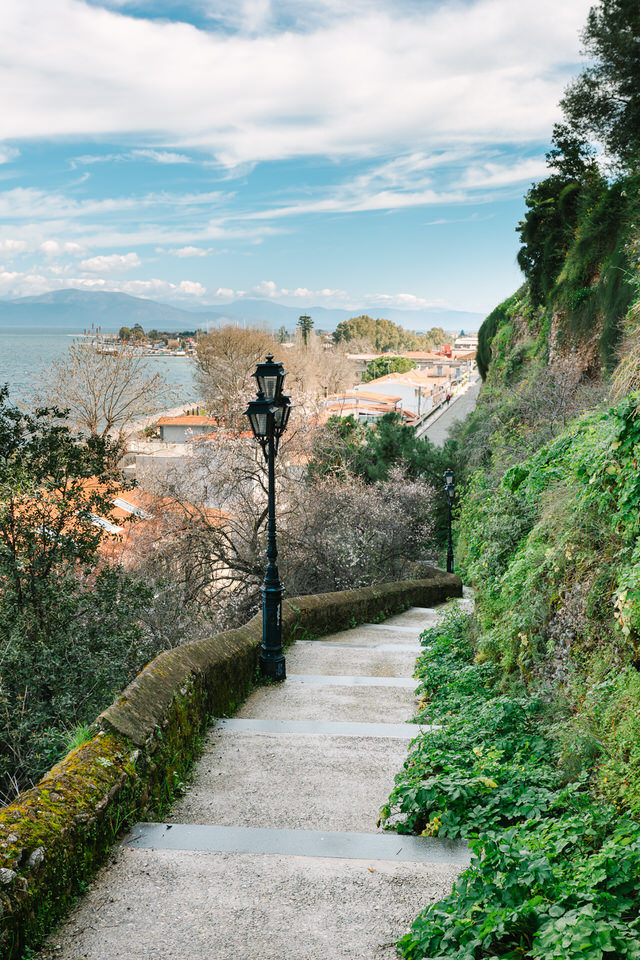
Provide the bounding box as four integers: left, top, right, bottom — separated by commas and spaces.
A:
297, 315, 314, 346
560, 0, 640, 170
0, 389, 122, 630
284, 332, 357, 397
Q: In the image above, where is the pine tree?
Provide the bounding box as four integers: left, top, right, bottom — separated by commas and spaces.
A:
297, 315, 313, 347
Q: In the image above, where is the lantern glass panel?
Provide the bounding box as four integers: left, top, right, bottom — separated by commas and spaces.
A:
247, 409, 270, 439
253, 355, 286, 402
258, 374, 281, 401
444, 469, 454, 485
274, 399, 291, 436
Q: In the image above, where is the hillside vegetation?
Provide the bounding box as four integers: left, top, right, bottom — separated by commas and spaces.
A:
388, 3, 640, 956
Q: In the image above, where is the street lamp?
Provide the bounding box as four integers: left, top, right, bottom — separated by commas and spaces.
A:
443, 468, 455, 574
245, 357, 292, 680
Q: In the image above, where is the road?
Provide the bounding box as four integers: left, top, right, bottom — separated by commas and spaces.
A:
421, 378, 481, 446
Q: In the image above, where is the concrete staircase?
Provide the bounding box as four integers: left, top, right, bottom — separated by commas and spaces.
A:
37, 600, 471, 960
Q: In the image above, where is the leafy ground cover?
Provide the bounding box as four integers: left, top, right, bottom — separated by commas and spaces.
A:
381, 608, 640, 959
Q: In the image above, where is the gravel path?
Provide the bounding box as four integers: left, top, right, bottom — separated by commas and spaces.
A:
36, 598, 472, 960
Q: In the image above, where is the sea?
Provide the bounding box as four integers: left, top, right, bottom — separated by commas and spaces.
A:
0, 329, 197, 405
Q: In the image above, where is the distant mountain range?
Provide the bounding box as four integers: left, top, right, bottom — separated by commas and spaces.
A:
0, 289, 485, 335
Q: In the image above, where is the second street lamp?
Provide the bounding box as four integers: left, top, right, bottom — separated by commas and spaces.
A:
444, 468, 455, 574
245, 361, 292, 681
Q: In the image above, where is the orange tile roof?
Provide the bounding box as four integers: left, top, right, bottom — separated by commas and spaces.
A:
365, 371, 448, 387
329, 390, 402, 403
156, 415, 218, 426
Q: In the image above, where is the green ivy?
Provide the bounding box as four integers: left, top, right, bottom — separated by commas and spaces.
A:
384, 608, 640, 960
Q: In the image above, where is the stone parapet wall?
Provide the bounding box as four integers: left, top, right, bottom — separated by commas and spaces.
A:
0, 571, 460, 959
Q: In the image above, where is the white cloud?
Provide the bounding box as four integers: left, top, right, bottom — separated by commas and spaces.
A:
460, 159, 550, 190
251, 279, 279, 298
0, 239, 28, 256
365, 292, 442, 310
40, 239, 85, 257
75, 277, 207, 298
1, 0, 592, 165
40, 240, 63, 257
0, 146, 19, 164
167, 245, 210, 257
0, 269, 206, 300
80, 252, 141, 273
131, 149, 193, 164
242, 280, 350, 303
204, 279, 450, 310
0, 270, 50, 298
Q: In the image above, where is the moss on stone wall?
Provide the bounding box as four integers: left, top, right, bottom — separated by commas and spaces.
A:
0, 571, 460, 959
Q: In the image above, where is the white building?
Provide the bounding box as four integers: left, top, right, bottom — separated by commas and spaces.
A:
155, 414, 219, 443
352, 370, 451, 417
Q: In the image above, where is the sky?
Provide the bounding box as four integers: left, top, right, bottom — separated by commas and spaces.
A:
0, 0, 595, 319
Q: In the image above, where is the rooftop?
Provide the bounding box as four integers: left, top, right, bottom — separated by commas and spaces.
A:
156, 415, 218, 427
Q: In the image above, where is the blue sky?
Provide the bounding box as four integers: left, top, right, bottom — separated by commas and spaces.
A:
0, 0, 594, 318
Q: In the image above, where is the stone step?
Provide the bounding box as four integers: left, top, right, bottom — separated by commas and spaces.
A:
284, 643, 418, 677
307, 625, 424, 646
216, 718, 431, 738
236, 678, 417, 723
125, 823, 470, 866
37, 846, 462, 960
285, 674, 417, 687
169, 730, 417, 832
35, 603, 463, 960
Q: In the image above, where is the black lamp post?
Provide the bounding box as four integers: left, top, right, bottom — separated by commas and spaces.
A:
443, 468, 455, 574
245, 355, 292, 681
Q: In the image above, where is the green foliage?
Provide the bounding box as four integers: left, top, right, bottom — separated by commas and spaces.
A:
333, 315, 452, 353
297, 314, 313, 346
0, 566, 160, 801
560, 0, 640, 171
361, 356, 417, 382
475, 291, 524, 381
0, 390, 167, 800
0, 387, 124, 634
517, 175, 592, 308
552, 177, 637, 366
452, 387, 640, 814
385, 609, 640, 960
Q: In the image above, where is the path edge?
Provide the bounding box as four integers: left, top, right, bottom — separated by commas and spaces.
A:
0, 571, 460, 960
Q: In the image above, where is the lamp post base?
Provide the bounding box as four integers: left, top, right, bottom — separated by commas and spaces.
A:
261, 579, 286, 681
259, 651, 286, 681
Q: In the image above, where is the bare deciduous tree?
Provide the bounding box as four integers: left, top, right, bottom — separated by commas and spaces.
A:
284, 331, 358, 396
194, 326, 278, 426
35, 339, 175, 450
122, 412, 436, 630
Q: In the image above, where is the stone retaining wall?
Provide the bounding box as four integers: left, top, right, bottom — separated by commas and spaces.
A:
0, 571, 460, 959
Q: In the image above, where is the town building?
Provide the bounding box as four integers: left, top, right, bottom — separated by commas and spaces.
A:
155, 414, 220, 443
352, 370, 450, 417
322, 389, 416, 425
454, 334, 479, 351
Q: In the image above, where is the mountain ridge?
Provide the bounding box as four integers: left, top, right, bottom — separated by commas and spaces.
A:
0, 289, 485, 334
